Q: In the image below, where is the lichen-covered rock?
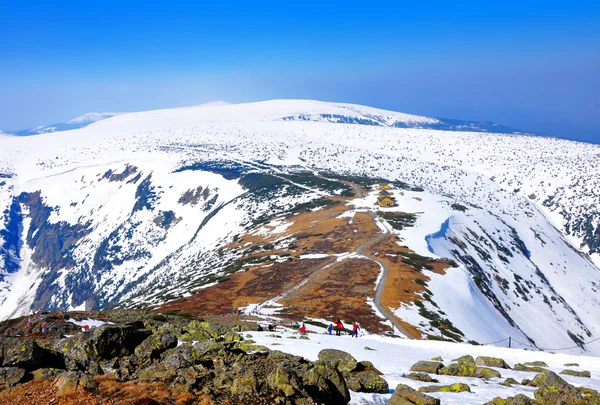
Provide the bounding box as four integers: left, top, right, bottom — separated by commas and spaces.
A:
317, 349, 358, 374
0, 338, 41, 370
32, 368, 66, 381
560, 369, 591, 378
364, 346, 376, 351
54, 370, 97, 394
402, 372, 438, 383
410, 360, 444, 374
134, 333, 178, 362
500, 377, 519, 387
267, 367, 305, 398
56, 324, 148, 365
475, 356, 511, 369
430, 356, 443, 361
514, 363, 546, 372
419, 383, 470, 393
534, 383, 600, 404
521, 378, 532, 386
222, 330, 243, 343
531, 370, 569, 389
299, 335, 310, 340
564, 362, 579, 367
452, 355, 475, 364
355, 361, 382, 375
388, 384, 440, 405
302, 360, 351, 404
0, 367, 26, 388
346, 370, 389, 393
523, 361, 548, 367
439, 363, 501, 378
484, 394, 534, 405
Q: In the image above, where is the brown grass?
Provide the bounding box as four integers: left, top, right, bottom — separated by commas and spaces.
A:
279, 258, 389, 333
0, 376, 216, 405
364, 235, 449, 338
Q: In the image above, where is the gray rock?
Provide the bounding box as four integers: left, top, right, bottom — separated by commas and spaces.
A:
0, 367, 26, 388
410, 360, 444, 374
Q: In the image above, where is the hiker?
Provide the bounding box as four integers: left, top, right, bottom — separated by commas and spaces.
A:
257, 324, 264, 332
268, 324, 274, 332
351, 322, 361, 338
27, 317, 33, 333
336, 319, 343, 336
327, 323, 333, 335
300, 323, 307, 334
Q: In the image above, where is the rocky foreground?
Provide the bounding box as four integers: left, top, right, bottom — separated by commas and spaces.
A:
0, 311, 599, 404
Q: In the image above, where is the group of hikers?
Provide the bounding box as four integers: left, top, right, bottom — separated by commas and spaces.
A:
26, 314, 49, 334
326, 319, 361, 337
257, 319, 362, 337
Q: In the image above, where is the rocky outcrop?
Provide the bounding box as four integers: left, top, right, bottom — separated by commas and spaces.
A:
559, 369, 591, 378
409, 360, 444, 374
388, 384, 440, 405
0, 312, 368, 404
439, 362, 501, 378
419, 383, 470, 393
490, 370, 600, 405
475, 356, 511, 369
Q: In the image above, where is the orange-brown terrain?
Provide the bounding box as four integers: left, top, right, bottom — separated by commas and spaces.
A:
158, 182, 452, 339
0, 377, 215, 405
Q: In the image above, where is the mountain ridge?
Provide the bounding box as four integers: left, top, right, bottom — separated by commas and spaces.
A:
0, 99, 598, 355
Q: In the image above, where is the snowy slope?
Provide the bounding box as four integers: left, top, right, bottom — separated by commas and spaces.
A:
251, 329, 600, 405
13, 112, 124, 136
0, 100, 599, 356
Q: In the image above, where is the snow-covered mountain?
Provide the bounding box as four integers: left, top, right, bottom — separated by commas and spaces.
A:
13, 112, 123, 136
0, 130, 13, 137
0, 99, 599, 355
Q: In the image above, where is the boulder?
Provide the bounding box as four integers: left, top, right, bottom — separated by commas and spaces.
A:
419, 383, 470, 393
452, 355, 475, 364
523, 361, 548, 367
514, 363, 547, 372
56, 324, 147, 365
299, 335, 310, 340
355, 361, 382, 375
531, 370, 569, 389
410, 360, 444, 374
388, 384, 440, 405
564, 362, 579, 367
484, 394, 534, 405
439, 363, 501, 378
430, 356, 443, 361
560, 369, 591, 378
267, 367, 304, 398
317, 349, 358, 374
0, 367, 26, 388
475, 356, 511, 369
402, 372, 438, 383
55, 370, 97, 394
346, 370, 389, 393
1, 338, 41, 370
500, 377, 519, 387
32, 368, 66, 381
534, 383, 600, 404
364, 346, 376, 351
134, 333, 178, 362
302, 360, 350, 404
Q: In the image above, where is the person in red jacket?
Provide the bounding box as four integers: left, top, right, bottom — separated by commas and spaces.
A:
336, 319, 343, 336
300, 323, 306, 334
351, 322, 361, 338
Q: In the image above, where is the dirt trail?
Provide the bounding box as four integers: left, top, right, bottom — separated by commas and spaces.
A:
272, 173, 415, 339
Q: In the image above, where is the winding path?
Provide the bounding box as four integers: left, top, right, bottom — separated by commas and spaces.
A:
316, 176, 415, 339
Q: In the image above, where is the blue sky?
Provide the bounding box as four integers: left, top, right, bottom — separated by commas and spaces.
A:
1, 1, 599, 142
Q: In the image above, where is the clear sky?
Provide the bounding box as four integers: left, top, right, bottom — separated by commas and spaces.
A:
1, 1, 599, 142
